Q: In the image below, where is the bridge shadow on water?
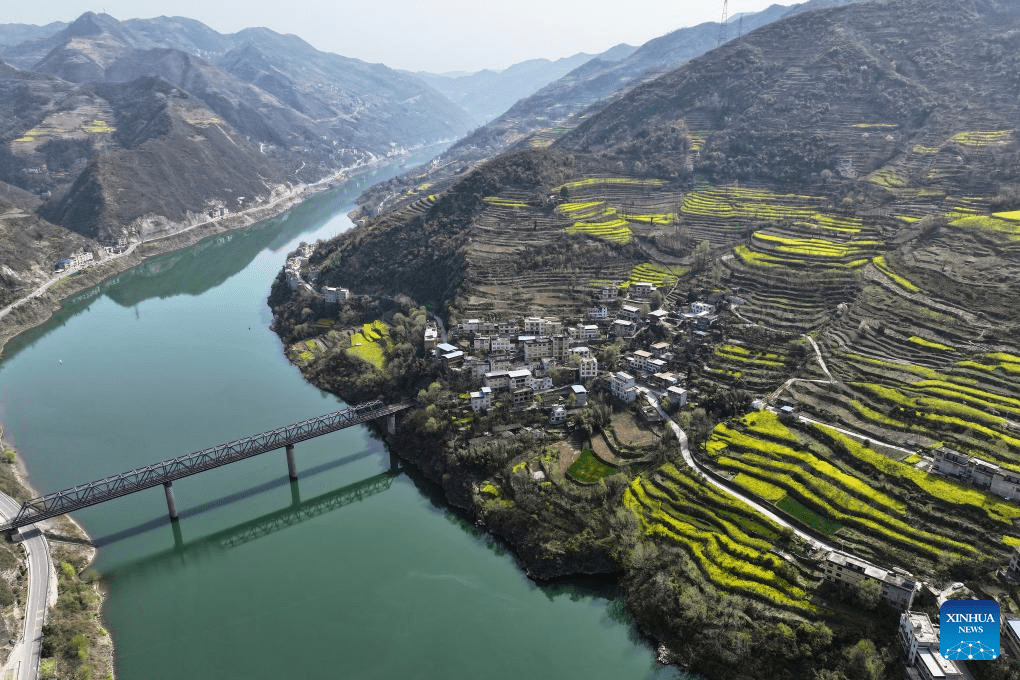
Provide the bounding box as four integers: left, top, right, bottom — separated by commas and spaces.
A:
94, 448, 395, 580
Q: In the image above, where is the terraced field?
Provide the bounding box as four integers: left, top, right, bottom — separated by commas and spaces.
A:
702, 411, 986, 568
622, 262, 689, 288
624, 462, 815, 613
691, 187, 883, 334
346, 320, 392, 369
455, 175, 690, 318
705, 342, 792, 392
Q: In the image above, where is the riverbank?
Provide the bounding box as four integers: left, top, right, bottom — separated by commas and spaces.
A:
0, 180, 323, 358
0, 149, 434, 358
0, 429, 114, 680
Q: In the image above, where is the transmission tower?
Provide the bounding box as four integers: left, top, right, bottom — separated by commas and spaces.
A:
718, 0, 729, 46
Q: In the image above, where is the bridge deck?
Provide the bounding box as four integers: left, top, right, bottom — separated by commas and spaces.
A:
4, 401, 409, 531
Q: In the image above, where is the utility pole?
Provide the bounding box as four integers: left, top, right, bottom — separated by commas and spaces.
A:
718, 0, 729, 47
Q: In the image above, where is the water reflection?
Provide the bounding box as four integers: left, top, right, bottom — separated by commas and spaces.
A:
91, 447, 376, 548
101, 470, 396, 581
0, 149, 440, 363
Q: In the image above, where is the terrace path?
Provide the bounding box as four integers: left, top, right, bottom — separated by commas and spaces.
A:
635, 388, 892, 571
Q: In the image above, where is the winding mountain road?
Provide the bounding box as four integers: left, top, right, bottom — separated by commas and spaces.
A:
636, 388, 887, 566
0, 493, 51, 680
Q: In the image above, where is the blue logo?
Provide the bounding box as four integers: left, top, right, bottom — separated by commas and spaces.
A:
940, 600, 1000, 660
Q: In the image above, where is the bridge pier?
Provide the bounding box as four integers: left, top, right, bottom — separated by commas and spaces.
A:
389, 449, 400, 473
163, 481, 178, 521
290, 479, 302, 506
387, 414, 396, 436
171, 518, 184, 549
286, 444, 298, 480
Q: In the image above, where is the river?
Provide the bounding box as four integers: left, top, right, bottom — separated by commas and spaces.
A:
0, 161, 682, 679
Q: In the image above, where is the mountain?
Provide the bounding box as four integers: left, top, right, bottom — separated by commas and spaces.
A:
0, 13, 472, 234
358, 0, 862, 219
455, 0, 861, 154
0, 22, 66, 48
0, 12, 473, 309
276, 1, 1020, 677
305, 0, 1020, 326
558, 0, 1020, 189
419, 47, 634, 125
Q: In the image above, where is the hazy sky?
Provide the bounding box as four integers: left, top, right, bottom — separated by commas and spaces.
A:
6, 1, 787, 73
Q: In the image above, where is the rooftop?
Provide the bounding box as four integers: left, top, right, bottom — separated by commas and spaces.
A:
827, 551, 915, 589
904, 611, 939, 646
917, 650, 960, 679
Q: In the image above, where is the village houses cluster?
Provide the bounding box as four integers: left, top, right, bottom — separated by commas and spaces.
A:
423, 282, 726, 423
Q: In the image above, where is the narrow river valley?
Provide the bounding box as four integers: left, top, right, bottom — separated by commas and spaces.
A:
0, 164, 678, 679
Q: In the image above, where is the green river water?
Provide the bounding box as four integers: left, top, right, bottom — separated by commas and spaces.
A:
0, 162, 683, 679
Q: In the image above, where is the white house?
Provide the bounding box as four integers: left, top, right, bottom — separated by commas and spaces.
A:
898, 612, 962, 680
490, 336, 513, 352
484, 371, 510, 390
322, 286, 350, 303
611, 372, 637, 404
632, 350, 653, 371
691, 301, 716, 315
934, 447, 1020, 499
650, 341, 671, 357
666, 385, 689, 407
549, 406, 567, 425
70, 249, 94, 268
580, 324, 601, 340
469, 387, 493, 412
523, 316, 562, 336
424, 325, 438, 350
522, 337, 553, 361
508, 369, 533, 389
648, 309, 670, 325
524, 317, 544, 334
619, 305, 642, 322
820, 552, 916, 610
588, 307, 609, 320
570, 385, 588, 407
579, 357, 598, 380
629, 282, 656, 299
530, 376, 554, 391
611, 320, 637, 338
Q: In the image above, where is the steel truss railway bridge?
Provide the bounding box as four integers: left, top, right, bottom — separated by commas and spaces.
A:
2, 401, 409, 533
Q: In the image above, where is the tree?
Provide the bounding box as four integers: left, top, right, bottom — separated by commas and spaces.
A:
843, 639, 884, 680
693, 239, 712, 271
852, 577, 882, 611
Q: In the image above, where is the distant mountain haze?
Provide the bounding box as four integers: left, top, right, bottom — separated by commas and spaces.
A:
358, 0, 862, 219
418, 45, 636, 125
0, 12, 473, 246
